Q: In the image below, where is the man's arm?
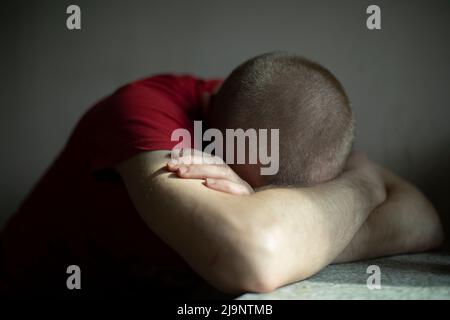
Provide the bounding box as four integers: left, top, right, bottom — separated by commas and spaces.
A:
116, 150, 385, 293
333, 166, 444, 263
172, 150, 444, 265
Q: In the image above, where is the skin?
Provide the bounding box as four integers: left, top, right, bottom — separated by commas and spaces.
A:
333, 165, 444, 263
116, 148, 443, 294
201, 88, 444, 262
115, 89, 444, 293
168, 149, 444, 264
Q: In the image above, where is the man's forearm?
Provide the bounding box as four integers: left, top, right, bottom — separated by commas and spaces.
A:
333, 167, 444, 264
118, 151, 386, 293
247, 161, 386, 287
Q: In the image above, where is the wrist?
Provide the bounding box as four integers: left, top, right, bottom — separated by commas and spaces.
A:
346, 166, 386, 211
343, 152, 387, 208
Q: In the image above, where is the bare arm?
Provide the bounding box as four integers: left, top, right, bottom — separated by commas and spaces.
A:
333, 165, 444, 263
116, 150, 385, 293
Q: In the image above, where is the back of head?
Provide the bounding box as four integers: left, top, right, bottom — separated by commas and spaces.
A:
208, 52, 354, 187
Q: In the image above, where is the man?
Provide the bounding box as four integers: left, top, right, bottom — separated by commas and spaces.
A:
0, 52, 444, 296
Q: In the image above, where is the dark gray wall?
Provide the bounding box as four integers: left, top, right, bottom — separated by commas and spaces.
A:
1, 1, 449, 237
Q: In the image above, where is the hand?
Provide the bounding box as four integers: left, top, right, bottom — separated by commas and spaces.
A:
166, 148, 255, 195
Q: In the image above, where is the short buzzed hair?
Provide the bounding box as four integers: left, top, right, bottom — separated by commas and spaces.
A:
208, 52, 354, 186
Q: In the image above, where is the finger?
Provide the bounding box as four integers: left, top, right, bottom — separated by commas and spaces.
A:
167, 156, 212, 172
180, 148, 224, 164
180, 148, 203, 157
170, 148, 199, 161
169, 151, 224, 166
170, 149, 202, 164
175, 164, 240, 182
204, 178, 253, 195
166, 161, 180, 171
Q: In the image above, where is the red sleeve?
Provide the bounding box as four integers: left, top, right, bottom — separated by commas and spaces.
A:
84, 74, 221, 171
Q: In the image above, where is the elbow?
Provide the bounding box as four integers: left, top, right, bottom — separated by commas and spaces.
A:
415, 227, 445, 253
211, 223, 287, 294
237, 223, 287, 293
216, 269, 279, 295
220, 263, 281, 295
424, 216, 445, 250
240, 276, 280, 294
413, 206, 445, 252
230, 221, 320, 293
235, 261, 281, 294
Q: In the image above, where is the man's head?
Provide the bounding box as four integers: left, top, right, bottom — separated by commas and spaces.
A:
207, 52, 354, 187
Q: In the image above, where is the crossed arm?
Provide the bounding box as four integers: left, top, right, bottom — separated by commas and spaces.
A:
116, 150, 444, 293
333, 165, 444, 263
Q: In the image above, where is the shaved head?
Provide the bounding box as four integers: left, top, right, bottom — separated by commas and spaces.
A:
207, 52, 354, 187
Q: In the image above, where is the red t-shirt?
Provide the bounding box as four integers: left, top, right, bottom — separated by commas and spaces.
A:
0, 74, 222, 296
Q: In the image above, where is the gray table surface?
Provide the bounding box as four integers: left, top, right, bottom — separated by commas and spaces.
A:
237, 252, 450, 300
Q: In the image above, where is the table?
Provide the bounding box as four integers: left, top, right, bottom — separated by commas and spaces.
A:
238, 252, 450, 300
